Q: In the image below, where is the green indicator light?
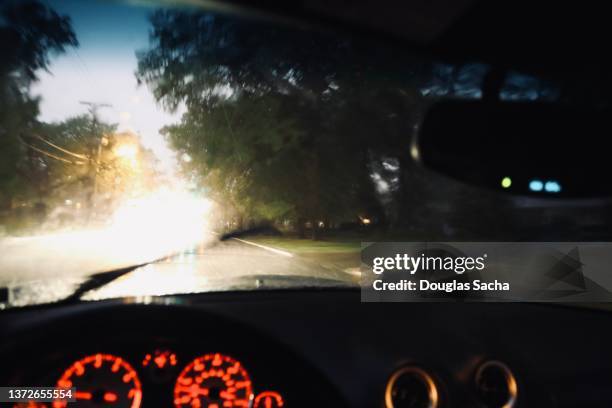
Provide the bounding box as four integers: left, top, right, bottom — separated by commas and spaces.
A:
501, 177, 512, 188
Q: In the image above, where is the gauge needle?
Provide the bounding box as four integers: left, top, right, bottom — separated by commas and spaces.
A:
75, 391, 92, 400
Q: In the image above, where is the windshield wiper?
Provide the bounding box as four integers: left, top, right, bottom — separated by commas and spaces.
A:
58, 263, 150, 304
0, 263, 148, 309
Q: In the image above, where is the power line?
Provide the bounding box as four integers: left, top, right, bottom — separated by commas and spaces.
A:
35, 134, 89, 161
20, 140, 85, 165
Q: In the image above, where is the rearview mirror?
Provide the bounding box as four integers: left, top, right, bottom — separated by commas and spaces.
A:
417, 100, 611, 198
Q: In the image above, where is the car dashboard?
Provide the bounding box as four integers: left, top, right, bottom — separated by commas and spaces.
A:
1, 290, 612, 407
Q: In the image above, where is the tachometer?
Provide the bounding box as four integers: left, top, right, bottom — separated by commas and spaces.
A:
174, 353, 253, 408
54, 353, 142, 408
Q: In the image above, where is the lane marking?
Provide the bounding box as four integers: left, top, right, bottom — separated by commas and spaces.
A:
231, 238, 294, 257
344, 267, 361, 277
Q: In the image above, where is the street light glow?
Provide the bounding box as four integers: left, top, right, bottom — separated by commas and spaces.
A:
114, 143, 138, 160
110, 189, 212, 249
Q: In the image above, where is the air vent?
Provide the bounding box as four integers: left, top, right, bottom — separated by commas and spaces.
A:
385, 366, 439, 408
474, 360, 518, 408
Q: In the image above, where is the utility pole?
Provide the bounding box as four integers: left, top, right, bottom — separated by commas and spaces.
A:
80, 101, 112, 223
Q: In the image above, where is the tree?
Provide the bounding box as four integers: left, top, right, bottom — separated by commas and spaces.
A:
163, 95, 302, 225
0, 0, 77, 218
137, 10, 424, 237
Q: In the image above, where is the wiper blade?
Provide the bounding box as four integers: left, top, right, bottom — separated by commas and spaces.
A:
58, 263, 149, 304
0, 266, 145, 310
60, 244, 208, 304
0, 244, 208, 309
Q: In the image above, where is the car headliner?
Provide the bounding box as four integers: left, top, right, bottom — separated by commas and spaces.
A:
155, 0, 610, 79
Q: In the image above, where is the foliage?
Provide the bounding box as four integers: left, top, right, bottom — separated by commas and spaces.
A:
137, 10, 423, 234
0, 0, 77, 211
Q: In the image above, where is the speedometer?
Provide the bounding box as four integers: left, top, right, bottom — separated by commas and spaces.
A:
174, 353, 253, 408
54, 353, 142, 408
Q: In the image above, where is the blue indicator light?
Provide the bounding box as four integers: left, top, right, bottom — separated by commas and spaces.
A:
544, 180, 562, 193
529, 180, 544, 192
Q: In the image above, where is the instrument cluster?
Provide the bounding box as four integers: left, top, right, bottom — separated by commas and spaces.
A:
14, 350, 284, 408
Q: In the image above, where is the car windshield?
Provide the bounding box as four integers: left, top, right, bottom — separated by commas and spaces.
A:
1, 0, 611, 305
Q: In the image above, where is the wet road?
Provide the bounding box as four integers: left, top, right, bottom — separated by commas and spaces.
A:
0, 233, 359, 304
84, 238, 359, 300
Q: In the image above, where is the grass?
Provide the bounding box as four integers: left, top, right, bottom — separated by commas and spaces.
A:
245, 234, 362, 272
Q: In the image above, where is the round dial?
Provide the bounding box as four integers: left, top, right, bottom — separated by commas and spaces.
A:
54, 354, 142, 408
174, 353, 253, 408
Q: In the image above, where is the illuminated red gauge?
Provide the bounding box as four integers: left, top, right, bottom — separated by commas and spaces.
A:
53, 353, 142, 408
174, 353, 253, 408
254, 391, 284, 408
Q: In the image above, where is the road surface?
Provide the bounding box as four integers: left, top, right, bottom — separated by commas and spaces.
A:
0, 233, 360, 305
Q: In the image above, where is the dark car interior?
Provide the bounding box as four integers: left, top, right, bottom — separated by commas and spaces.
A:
3, 292, 612, 407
